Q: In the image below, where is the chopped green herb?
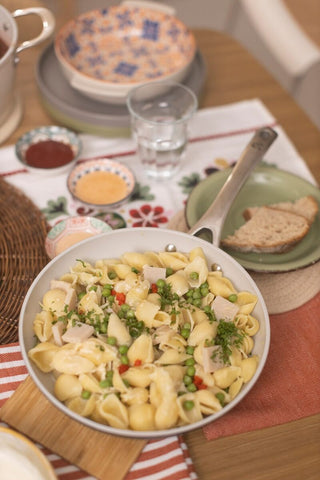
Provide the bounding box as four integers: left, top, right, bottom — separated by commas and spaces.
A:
76, 259, 86, 268
214, 320, 245, 363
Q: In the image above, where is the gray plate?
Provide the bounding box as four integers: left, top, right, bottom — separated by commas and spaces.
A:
36, 43, 206, 137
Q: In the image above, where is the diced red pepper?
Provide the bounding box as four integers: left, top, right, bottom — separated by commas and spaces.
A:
118, 364, 129, 374
151, 283, 158, 293
134, 359, 142, 367
197, 383, 208, 390
115, 292, 126, 305
193, 375, 203, 386
111, 289, 116, 296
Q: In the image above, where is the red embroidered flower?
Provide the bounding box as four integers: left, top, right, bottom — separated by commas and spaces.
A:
129, 204, 168, 227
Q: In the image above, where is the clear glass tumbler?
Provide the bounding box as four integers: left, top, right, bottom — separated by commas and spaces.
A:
127, 81, 198, 180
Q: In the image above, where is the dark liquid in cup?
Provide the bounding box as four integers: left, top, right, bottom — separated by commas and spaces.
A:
0, 37, 8, 59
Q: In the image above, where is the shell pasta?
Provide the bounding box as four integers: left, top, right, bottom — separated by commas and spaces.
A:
28, 247, 260, 431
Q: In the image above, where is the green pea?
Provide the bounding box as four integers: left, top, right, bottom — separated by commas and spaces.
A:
187, 383, 197, 392
185, 357, 195, 366
107, 336, 116, 345
186, 366, 196, 377
108, 271, 117, 279
81, 390, 91, 399
123, 379, 130, 388
100, 323, 107, 334
228, 294, 238, 303
186, 289, 193, 298
192, 289, 202, 299
192, 298, 202, 307
156, 279, 166, 289
186, 346, 195, 355
181, 328, 190, 339
119, 345, 129, 354
99, 379, 112, 388
120, 303, 130, 312
215, 392, 225, 406
78, 291, 86, 300
200, 286, 209, 297
183, 322, 191, 330
131, 267, 139, 274
126, 309, 135, 319
120, 355, 129, 365
106, 370, 113, 379
183, 374, 192, 386
88, 285, 97, 291
183, 400, 195, 410
189, 272, 199, 280
166, 267, 173, 277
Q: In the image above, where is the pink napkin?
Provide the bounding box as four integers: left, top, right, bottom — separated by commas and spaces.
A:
204, 292, 320, 440
0, 343, 197, 480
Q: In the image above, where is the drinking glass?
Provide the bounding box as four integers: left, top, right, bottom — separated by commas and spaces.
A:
127, 81, 197, 179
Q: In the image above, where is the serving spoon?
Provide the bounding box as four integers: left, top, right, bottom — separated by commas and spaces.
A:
188, 126, 278, 246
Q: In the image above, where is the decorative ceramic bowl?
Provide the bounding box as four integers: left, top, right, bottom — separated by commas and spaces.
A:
54, 2, 196, 104
45, 216, 112, 259
15, 126, 82, 176
0, 426, 57, 479
19, 228, 270, 439
67, 158, 136, 209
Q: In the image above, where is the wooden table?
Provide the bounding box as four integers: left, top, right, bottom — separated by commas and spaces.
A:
1, 2, 319, 479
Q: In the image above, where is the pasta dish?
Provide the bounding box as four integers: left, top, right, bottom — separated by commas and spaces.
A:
28, 246, 260, 431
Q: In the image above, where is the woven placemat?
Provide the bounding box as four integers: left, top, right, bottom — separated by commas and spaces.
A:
168, 210, 320, 314
0, 178, 49, 344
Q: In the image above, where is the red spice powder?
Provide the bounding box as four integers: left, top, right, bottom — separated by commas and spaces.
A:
25, 140, 74, 168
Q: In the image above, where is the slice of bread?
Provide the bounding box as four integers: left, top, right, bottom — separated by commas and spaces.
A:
243, 195, 318, 224
221, 206, 310, 253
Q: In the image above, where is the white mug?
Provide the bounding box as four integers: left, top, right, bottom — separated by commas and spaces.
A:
0, 5, 55, 143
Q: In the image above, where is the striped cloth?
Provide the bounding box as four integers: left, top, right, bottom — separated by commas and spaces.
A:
0, 343, 198, 480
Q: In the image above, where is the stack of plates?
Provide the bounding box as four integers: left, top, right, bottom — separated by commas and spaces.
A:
36, 44, 206, 138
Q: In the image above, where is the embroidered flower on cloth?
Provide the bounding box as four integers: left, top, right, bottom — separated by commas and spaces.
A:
129, 204, 168, 227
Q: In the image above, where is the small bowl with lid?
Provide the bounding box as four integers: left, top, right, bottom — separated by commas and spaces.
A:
67, 158, 136, 209
15, 125, 82, 175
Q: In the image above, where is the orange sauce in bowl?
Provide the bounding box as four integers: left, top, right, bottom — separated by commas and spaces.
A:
56, 232, 95, 255
74, 171, 128, 205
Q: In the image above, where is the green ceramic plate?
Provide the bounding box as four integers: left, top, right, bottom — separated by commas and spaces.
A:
185, 166, 320, 272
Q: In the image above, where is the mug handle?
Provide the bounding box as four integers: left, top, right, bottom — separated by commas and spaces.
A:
12, 7, 55, 54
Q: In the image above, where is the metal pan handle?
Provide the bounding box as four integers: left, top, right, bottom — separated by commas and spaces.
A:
188, 127, 278, 245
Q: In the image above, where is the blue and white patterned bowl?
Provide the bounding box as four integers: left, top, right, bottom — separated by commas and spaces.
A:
15, 125, 82, 176
54, 3, 196, 104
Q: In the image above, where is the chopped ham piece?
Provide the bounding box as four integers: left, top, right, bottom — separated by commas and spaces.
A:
211, 295, 239, 322
142, 265, 166, 285
61, 324, 94, 343
50, 280, 76, 309
152, 325, 175, 345
202, 346, 225, 373
52, 322, 65, 346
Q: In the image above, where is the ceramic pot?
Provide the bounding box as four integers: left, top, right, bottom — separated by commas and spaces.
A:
0, 5, 55, 143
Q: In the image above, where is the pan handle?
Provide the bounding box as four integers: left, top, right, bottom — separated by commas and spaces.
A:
188, 127, 278, 245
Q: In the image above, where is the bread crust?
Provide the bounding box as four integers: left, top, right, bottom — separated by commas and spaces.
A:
222, 206, 311, 253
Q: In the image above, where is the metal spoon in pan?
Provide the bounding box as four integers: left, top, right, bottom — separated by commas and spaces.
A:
188, 126, 278, 246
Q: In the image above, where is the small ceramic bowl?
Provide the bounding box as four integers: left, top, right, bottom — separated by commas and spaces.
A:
15, 126, 82, 175
0, 426, 57, 479
54, 3, 196, 104
67, 158, 136, 209
45, 216, 112, 259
